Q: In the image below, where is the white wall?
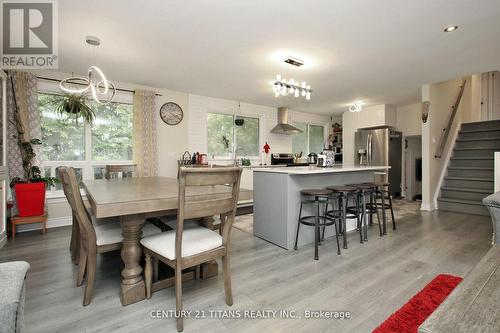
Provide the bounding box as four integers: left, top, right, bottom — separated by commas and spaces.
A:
396, 103, 422, 136
421, 76, 473, 210
187, 94, 329, 157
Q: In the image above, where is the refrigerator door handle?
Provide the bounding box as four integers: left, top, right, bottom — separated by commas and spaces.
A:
368, 133, 372, 165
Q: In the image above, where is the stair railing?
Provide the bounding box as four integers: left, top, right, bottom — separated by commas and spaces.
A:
435, 79, 467, 158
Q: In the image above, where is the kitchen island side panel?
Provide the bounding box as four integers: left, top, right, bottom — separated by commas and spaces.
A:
253, 172, 289, 248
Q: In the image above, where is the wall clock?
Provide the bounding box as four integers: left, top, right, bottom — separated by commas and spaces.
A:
160, 102, 183, 125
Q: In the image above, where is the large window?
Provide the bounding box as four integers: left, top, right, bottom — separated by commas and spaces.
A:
207, 113, 260, 159
292, 123, 325, 154
38, 92, 133, 194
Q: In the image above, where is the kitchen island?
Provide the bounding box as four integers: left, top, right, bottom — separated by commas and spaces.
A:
253, 165, 390, 250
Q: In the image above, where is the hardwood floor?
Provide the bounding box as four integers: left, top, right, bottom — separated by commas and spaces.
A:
0, 209, 493, 333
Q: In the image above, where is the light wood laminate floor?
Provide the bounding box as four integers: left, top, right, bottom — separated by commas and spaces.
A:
0, 209, 493, 333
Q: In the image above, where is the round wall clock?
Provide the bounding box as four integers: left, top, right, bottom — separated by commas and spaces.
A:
160, 102, 183, 125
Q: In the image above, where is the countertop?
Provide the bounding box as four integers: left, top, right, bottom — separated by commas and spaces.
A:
252, 165, 390, 175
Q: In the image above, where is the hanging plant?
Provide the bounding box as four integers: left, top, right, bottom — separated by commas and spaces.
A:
55, 92, 95, 125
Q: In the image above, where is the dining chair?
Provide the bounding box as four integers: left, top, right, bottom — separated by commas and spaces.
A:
59, 167, 162, 306
105, 164, 137, 179
141, 166, 242, 332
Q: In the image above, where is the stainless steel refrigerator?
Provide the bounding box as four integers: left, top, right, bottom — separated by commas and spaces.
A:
355, 127, 402, 197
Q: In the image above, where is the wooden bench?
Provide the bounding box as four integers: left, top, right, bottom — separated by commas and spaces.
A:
11, 214, 47, 239
419, 244, 500, 333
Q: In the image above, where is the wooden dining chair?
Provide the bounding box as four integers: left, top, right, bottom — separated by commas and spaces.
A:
105, 164, 137, 179
59, 167, 162, 306
141, 166, 242, 332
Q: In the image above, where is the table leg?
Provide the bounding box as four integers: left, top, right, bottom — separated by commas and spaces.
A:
120, 214, 146, 305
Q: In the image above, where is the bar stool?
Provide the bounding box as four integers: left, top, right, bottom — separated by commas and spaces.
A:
325, 186, 358, 249
294, 189, 341, 260
346, 183, 382, 242
369, 182, 396, 235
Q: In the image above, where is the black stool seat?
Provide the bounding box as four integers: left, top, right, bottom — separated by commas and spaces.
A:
326, 185, 357, 192
301, 189, 332, 196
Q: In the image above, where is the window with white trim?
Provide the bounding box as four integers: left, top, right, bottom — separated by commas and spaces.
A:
38, 92, 133, 194
292, 122, 325, 155
206, 112, 260, 159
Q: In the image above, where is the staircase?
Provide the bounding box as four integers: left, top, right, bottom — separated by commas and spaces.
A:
437, 120, 499, 215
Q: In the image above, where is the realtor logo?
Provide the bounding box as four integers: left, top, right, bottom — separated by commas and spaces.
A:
1, 0, 58, 68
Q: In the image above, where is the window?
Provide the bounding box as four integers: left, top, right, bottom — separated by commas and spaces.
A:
207, 113, 260, 159
38, 92, 134, 195
292, 123, 325, 154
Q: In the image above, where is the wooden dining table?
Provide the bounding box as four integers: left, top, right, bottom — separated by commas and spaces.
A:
82, 176, 252, 306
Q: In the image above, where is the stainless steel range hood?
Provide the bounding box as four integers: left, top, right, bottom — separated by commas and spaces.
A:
270, 107, 303, 135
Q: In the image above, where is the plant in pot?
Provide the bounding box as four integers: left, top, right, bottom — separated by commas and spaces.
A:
10, 138, 58, 217
55, 92, 95, 125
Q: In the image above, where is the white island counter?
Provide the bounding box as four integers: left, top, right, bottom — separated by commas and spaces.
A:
253, 165, 390, 250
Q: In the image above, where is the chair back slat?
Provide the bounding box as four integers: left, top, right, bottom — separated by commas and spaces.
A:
175, 167, 242, 259
184, 197, 235, 220
58, 167, 96, 244
183, 168, 240, 186
105, 164, 137, 179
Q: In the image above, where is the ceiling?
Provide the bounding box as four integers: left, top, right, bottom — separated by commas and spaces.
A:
56, 0, 500, 115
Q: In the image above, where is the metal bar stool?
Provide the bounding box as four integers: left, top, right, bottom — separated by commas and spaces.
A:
370, 182, 396, 235
294, 189, 341, 260
325, 186, 359, 249
346, 183, 382, 242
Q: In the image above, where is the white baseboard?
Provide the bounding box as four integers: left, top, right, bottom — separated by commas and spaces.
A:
16, 216, 72, 233
420, 202, 437, 211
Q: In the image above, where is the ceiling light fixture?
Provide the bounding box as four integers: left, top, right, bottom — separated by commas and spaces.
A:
284, 56, 304, 67
273, 74, 311, 100
349, 101, 363, 112
59, 36, 116, 104
444, 25, 458, 32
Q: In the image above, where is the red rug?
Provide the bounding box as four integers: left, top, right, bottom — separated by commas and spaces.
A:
372, 274, 462, 333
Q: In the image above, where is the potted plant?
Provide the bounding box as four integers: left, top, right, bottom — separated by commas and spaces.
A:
9, 138, 58, 217
55, 92, 95, 125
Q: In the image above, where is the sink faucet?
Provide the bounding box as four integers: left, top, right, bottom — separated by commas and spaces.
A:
233, 146, 243, 166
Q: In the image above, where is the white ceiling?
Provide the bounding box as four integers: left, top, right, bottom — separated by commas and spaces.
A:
56, 0, 500, 115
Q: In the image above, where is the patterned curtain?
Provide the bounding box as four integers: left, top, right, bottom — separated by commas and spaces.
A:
6, 70, 43, 184
133, 90, 157, 177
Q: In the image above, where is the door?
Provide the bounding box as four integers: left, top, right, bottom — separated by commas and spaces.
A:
389, 131, 402, 197
369, 128, 389, 166
354, 130, 369, 165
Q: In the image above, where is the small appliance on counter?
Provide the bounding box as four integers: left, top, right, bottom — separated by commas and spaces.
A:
307, 152, 318, 164
317, 154, 327, 167
271, 153, 294, 165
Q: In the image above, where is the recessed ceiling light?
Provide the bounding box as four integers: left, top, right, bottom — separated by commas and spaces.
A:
444, 25, 458, 32
284, 56, 304, 67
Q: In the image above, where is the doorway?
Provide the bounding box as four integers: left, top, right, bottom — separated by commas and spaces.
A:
404, 136, 422, 201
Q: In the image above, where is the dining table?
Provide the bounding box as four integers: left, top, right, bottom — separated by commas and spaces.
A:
82, 176, 252, 306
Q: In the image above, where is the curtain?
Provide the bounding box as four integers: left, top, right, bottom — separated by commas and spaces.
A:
6, 71, 43, 184
133, 90, 157, 177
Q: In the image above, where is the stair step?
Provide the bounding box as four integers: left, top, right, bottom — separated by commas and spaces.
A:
441, 186, 492, 201
437, 197, 489, 216
443, 176, 493, 190
449, 157, 494, 168
455, 138, 500, 149
453, 148, 497, 158
459, 130, 500, 140
447, 167, 493, 178
461, 120, 500, 131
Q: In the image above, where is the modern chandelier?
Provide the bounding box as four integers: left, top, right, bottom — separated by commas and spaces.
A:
59, 36, 116, 104
349, 101, 363, 112
273, 74, 311, 100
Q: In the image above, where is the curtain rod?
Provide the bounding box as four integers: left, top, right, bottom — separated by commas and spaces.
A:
36, 75, 163, 97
